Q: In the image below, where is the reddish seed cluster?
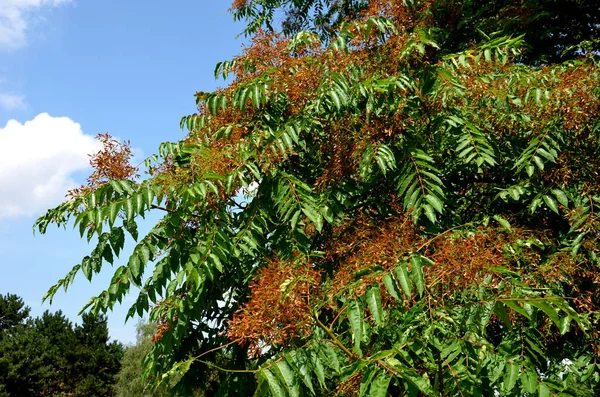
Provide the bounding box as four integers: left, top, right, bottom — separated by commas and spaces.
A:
67, 133, 139, 199
227, 258, 320, 356
426, 231, 508, 300
151, 298, 178, 343
323, 208, 418, 299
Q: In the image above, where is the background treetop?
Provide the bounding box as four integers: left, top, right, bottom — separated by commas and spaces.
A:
0, 293, 30, 333
0, 293, 123, 397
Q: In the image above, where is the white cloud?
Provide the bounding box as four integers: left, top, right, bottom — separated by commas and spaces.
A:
0, 113, 100, 219
0, 0, 70, 50
0, 92, 26, 109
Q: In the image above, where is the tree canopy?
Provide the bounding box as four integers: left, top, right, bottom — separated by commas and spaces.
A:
36, 0, 600, 395
233, 0, 600, 63
0, 293, 30, 333
116, 321, 178, 397
0, 294, 123, 397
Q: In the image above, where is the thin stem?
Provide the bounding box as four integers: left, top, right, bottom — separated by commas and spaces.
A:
198, 359, 258, 374
151, 204, 175, 213
193, 339, 239, 361
313, 313, 356, 360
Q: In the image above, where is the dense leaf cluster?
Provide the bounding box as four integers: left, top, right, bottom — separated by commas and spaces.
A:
116, 321, 184, 397
234, 0, 600, 64
36, 0, 600, 395
0, 294, 123, 397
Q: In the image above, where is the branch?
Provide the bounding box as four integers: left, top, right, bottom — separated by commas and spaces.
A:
151, 204, 175, 213
313, 313, 356, 360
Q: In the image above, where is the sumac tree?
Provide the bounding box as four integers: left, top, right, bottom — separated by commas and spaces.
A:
37, 0, 600, 395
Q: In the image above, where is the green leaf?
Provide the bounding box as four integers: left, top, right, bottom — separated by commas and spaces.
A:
284, 351, 314, 395
135, 193, 144, 214
423, 204, 437, 223
383, 273, 401, 300
366, 286, 384, 326
341, 359, 369, 383
521, 367, 538, 394
533, 155, 545, 170
81, 256, 92, 281
348, 299, 364, 354
424, 194, 443, 213
302, 206, 323, 232
394, 261, 412, 297
128, 254, 142, 283
559, 316, 571, 335
329, 89, 342, 110
503, 363, 519, 392
160, 358, 194, 385
139, 244, 151, 266
109, 180, 124, 195
368, 371, 391, 397
251, 84, 261, 108
239, 86, 251, 112
262, 367, 286, 397
543, 195, 559, 214
123, 220, 138, 241
310, 352, 326, 387
494, 301, 512, 328
316, 342, 340, 372
108, 202, 120, 226
102, 243, 114, 265
525, 164, 535, 176
119, 180, 134, 195
359, 145, 374, 180
552, 189, 569, 208
273, 360, 300, 397
410, 255, 424, 297
502, 300, 530, 319
397, 367, 434, 395
530, 300, 561, 328
359, 366, 376, 397
209, 253, 223, 273
109, 227, 125, 257
539, 383, 550, 397
493, 214, 511, 230
125, 199, 134, 221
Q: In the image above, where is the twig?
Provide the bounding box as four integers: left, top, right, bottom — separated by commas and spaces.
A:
313, 314, 356, 360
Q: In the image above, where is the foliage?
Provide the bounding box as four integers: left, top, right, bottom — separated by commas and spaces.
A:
116, 321, 171, 397
233, 0, 600, 63
0, 294, 123, 397
430, 0, 600, 64
232, 0, 369, 40
0, 326, 56, 397
36, 0, 600, 395
70, 313, 126, 396
0, 293, 30, 333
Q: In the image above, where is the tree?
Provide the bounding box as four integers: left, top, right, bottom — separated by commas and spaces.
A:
70, 313, 124, 397
0, 293, 30, 334
0, 325, 56, 397
0, 294, 55, 397
116, 321, 205, 396
0, 294, 123, 397
36, 0, 600, 395
116, 321, 171, 397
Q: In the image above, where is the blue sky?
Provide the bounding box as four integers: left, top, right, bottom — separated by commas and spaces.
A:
0, 0, 248, 344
